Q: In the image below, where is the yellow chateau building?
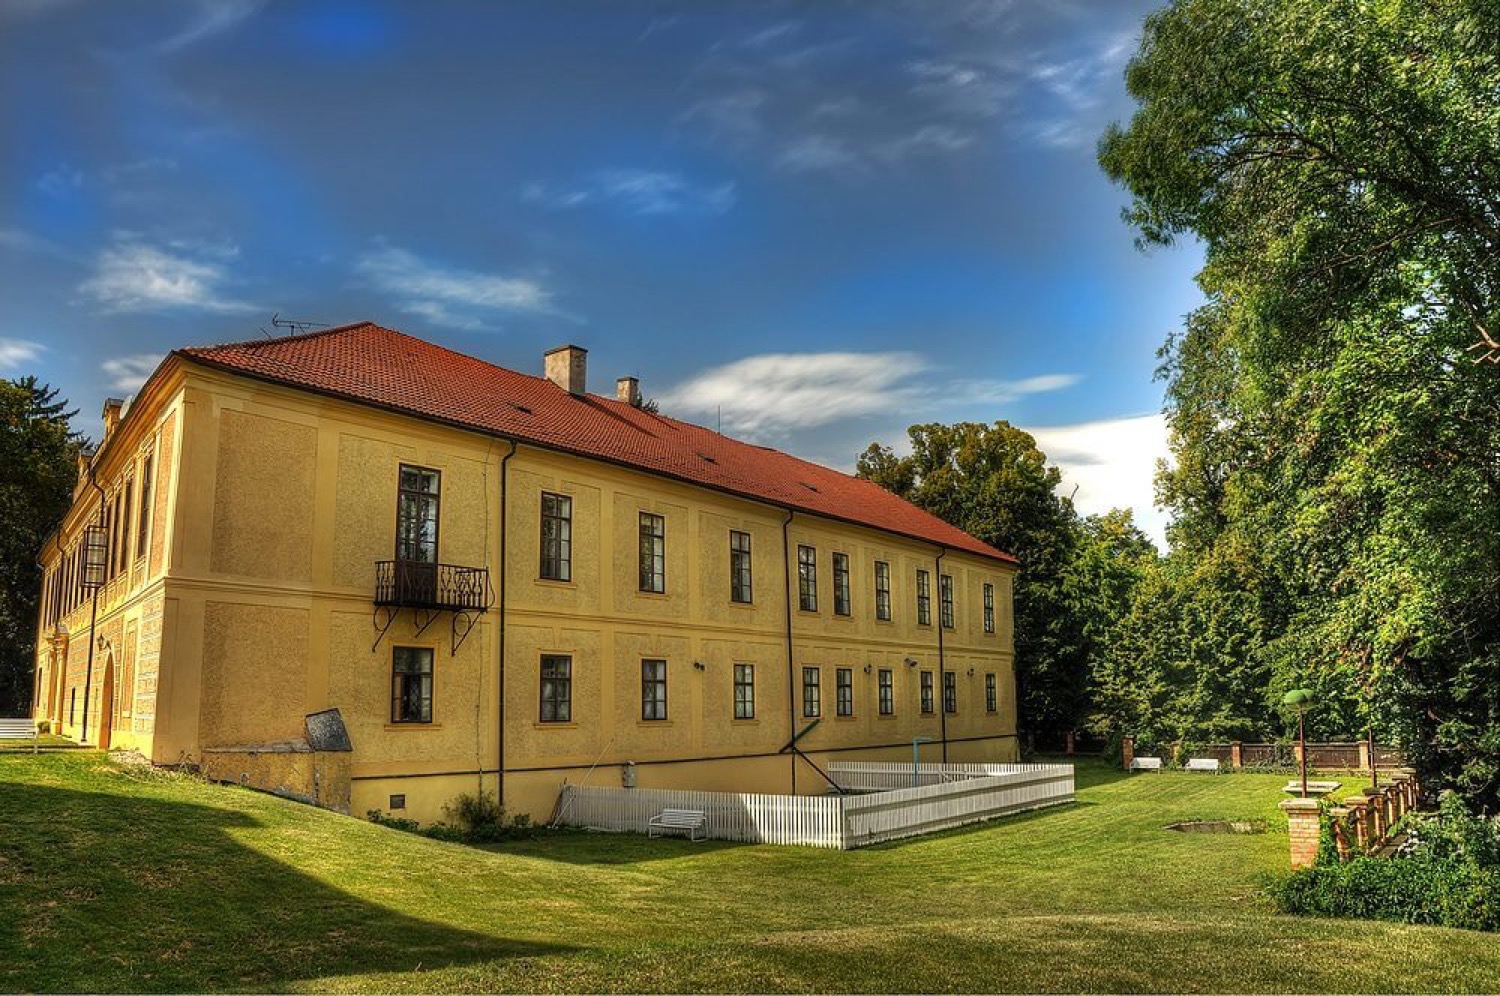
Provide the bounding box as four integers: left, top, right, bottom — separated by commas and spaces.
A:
34, 323, 1019, 823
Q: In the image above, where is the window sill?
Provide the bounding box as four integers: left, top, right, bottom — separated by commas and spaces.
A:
731, 717, 759, 725
728, 599, 755, 609
535, 721, 578, 730
876, 713, 897, 720
834, 714, 856, 721
384, 723, 440, 731
636, 719, 674, 728
535, 577, 576, 588
634, 590, 669, 600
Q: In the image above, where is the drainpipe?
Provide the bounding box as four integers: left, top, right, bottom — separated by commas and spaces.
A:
495, 440, 517, 806
936, 546, 948, 763
781, 509, 797, 794
80, 463, 107, 743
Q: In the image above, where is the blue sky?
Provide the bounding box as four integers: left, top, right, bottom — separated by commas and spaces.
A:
1, 0, 1201, 544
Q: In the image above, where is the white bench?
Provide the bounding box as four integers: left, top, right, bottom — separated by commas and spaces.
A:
0, 718, 37, 740
1129, 756, 1163, 772
1185, 758, 1220, 772
647, 808, 707, 841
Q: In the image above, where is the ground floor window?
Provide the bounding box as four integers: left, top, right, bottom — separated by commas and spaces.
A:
836, 667, 854, 716
69, 687, 76, 725
734, 663, 755, 719
802, 666, 821, 718
878, 668, 894, 715
641, 659, 668, 720
985, 672, 997, 713
920, 670, 934, 714
943, 670, 957, 714
540, 654, 572, 722
391, 647, 433, 724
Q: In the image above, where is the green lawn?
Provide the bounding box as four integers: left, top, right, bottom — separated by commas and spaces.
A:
2, 753, 1496, 993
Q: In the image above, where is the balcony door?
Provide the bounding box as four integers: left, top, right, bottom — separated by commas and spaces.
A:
395, 465, 440, 606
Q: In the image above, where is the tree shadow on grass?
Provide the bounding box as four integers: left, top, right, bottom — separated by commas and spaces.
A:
0, 780, 571, 993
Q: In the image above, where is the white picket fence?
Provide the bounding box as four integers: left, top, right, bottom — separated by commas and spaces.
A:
828, 761, 1051, 792
552, 762, 1073, 850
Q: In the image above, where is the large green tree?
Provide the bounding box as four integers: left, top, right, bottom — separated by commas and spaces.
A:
0, 378, 81, 715
1102, 0, 1500, 805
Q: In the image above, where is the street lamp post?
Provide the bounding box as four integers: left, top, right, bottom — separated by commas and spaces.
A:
1282, 689, 1316, 798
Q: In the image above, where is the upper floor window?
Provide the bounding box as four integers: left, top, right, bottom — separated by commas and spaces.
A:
939, 573, 955, 629
641, 659, 668, 721
985, 672, 998, 713
540, 654, 572, 723
797, 545, 818, 612
802, 666, 821, 718
943, 670, 958, 714
874, 561, 891, 621
734, 663, 755, 720
836, 667, 854, 716
983, 583, 995, 634
136, 453, 153, 557
119, 479, 134, 571
730, 530, 753, 603
540, 492, 572, 581
391, 646, 433, 724
397, 466, 440, 564
920, 670, 934, 714
832, 552, 851, 616
916, 569, 931, 626
638, 512, 665, 593
878, 668, 894, 715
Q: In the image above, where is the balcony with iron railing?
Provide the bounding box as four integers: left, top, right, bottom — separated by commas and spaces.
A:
374, 560, 493, 613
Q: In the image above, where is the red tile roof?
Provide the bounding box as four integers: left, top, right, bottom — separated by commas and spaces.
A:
177, 322, 1015, 564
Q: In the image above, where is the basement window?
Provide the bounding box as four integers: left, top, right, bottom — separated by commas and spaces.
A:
389, 794, 406, 810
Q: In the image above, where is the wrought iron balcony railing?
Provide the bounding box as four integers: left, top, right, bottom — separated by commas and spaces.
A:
374, 560, 493, 613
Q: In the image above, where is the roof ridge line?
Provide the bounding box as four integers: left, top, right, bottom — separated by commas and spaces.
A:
181, 319, 382, 355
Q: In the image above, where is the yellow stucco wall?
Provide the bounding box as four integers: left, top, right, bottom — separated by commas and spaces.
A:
36, 360, 1019, 825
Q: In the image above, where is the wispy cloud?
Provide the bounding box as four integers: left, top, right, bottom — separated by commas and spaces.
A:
356, 243, 554, 331
36, 163, 83, 197
78, 237, 255, 314
661, 351, 1079, 437
155, 0, 264, 53
101, 354, 163, 393
0, 338, 45, 370
523, 169, 736, 217
1029, 413, 1170, 547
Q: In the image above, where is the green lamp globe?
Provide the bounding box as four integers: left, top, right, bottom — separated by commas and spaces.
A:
1281, 688, 1315, 709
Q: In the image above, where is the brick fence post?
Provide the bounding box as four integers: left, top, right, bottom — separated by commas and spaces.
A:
1345, 799, 1369, 854
1230, 740, 1243, 770
1121, 735, 1134, 770
1065, 730, 1076, 756
1280, 797, 1322, 870
1364, 786, 1387, 840
1357, 739, 1370, 772
1294, 740, 1306, 772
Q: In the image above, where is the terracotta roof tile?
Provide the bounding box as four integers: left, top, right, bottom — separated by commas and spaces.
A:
177, 322, 1015, 564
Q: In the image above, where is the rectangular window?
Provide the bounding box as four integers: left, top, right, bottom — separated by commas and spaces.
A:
391, 647, 434, 724
396, 466, 441, 564
797, 545, 818, 612
136, 453, 153, 556
920, 670, 934, 714
878, 668, 894, 716
730, 530, 753, 603
875, 561, 891, 621
641, 659, 668, 720
539, 654, 572, 723
69, 688, 76, 725
802, 666, 821, 718
540, 492, 572, 581
832, 552, 851, 616
943, 670, 958, 714
985, 672, 998, 713
917, 569, 931, 626
120, 479, 133, 569
734, 663, 755, 720
836, 667, 853, 717
638, 512, 665, 593
984, 583, 995, 634
940, 574, 955, 629
109, 493, 122, 578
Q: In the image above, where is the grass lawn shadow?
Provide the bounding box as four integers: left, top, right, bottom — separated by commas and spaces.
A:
0, 776, 571, 992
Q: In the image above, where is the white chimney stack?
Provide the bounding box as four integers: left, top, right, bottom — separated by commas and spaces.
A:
544, 344, 587, 395
616, 376, 640, 407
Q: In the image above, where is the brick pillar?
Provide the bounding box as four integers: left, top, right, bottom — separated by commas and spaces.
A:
1230, 741, 1243, 769
1363, 786, 1385, 840
1346, 799, 1369, 854
1280, 798, 1322, 870
1065, 730, 1076, 755
1121, 735, 1134, 770
1357, 739, 1370, 772
1327, 805, 1351, 861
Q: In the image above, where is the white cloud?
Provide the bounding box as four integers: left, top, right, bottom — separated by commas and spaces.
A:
1028, 413, 1171, 547
101, 354, 163, 392
524, 170, 736, 217
356, 244, 553, 330
37, 163, 83, 197
0, 338, 45, 370
661, 351, 1079, 438
155, 0, 264, 53
78, 238, 255, 314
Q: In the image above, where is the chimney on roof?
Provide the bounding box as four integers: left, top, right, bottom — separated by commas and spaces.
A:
544, 344, 587, 396
101, 398, 124, 440
616, 376, 640, 407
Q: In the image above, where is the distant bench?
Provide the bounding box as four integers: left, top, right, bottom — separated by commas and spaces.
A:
647, 808, 707, 841
0, 719, 36, 740
1129, 757, 1163, 772
1185, 758, 1221, 773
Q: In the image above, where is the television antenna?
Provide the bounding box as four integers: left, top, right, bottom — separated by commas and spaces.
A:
270, 313, 331, 337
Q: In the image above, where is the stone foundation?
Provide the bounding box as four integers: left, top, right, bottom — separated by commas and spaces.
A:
199, 740, 352, 814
